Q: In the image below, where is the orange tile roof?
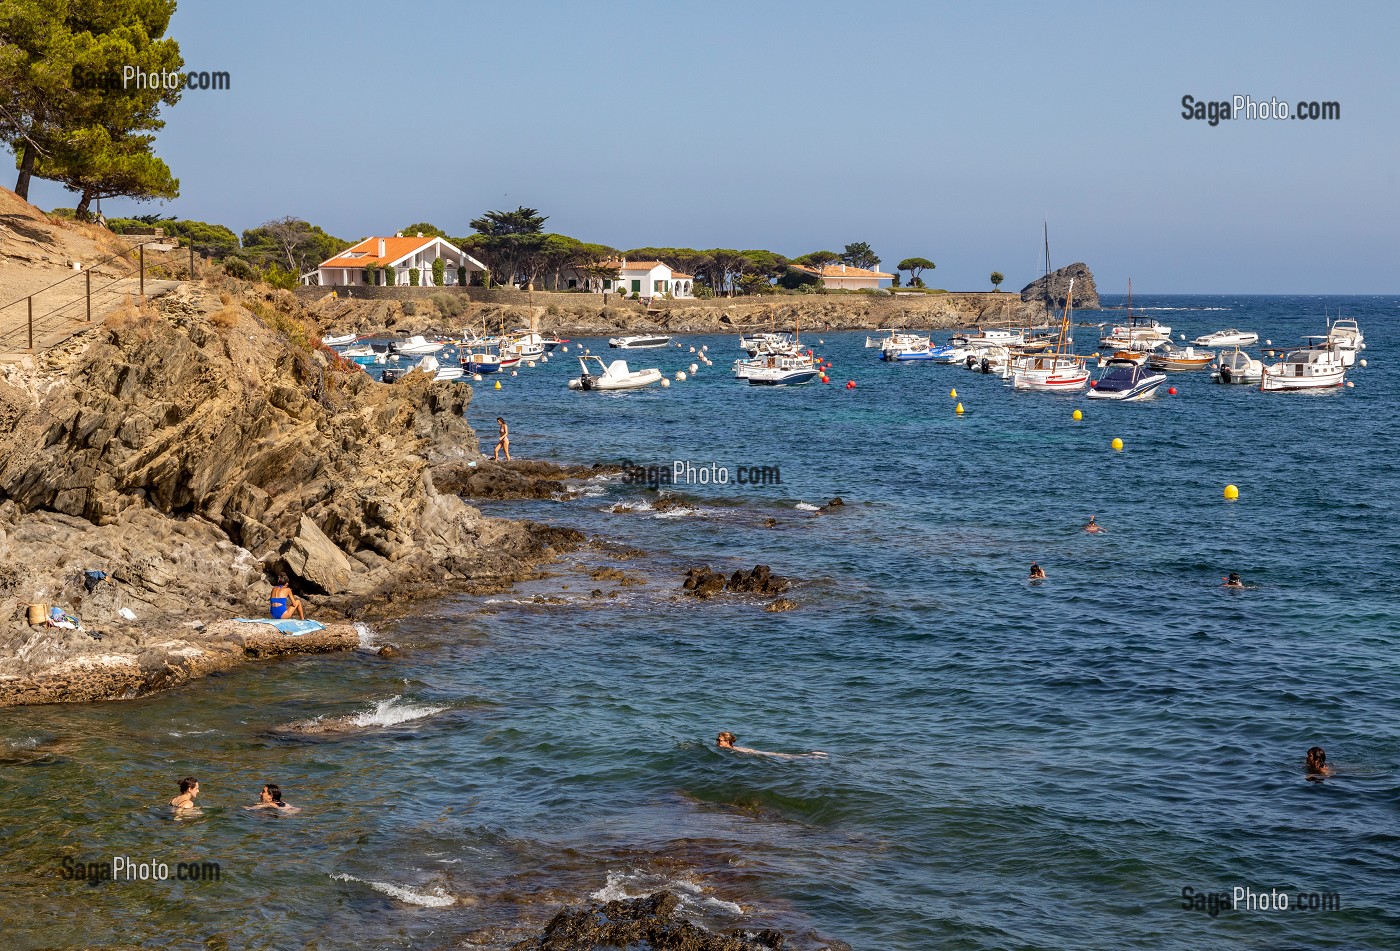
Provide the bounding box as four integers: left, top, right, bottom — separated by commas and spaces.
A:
791, 263, 895, 279
672, 272, 694, 279
320, 236, 441, 269
602, 260, 676, 273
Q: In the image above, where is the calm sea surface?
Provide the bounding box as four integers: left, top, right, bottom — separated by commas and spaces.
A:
3, 295, 1397, 950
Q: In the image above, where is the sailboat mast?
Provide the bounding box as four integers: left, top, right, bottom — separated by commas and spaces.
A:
1051, 278, 1075, 373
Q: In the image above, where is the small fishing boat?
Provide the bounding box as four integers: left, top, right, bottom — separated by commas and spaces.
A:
567, 356, 663, 390
609, 334, 672, 349
505, 332, 546, 361
1148, 345, 1214, 372
739, 352, 820, 386
1260, 348, 1346, 392
1086, 360, 1166, 401
1194, 328, 1259, 347
463, 350, 503, 374
741, 331, 794, 355
1012, 279, 1089, 392
393, 335, 445, 355
322, 333, 359, 347
1211, 347, 1263, 385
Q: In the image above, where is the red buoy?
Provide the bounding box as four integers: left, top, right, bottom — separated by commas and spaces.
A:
1089, 380, 1097, 388
1168, 386, 1177, 395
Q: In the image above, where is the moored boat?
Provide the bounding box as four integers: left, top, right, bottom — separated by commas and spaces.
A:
609, 334, 672, 349
1211, 347, 1263, 384
1194, 328, 1259, 347
392, 334, 445, 355
739, 351, 820, 386
1012, 279, 1089, 392
322, 332, 359, 347
867, 330, 935, 361
1259, 348, 1346, 392
1148, 345, 1214, 372
1086, 360, 1166, 401
567, 356, 663, 390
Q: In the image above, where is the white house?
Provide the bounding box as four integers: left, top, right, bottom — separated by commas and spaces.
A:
790, 262, 894, 291
305, 234, 488, 287
562, 259, 694, 299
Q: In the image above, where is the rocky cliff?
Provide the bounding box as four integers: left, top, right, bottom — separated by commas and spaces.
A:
0, 276, 579, 705
1019, 262, 1100, 310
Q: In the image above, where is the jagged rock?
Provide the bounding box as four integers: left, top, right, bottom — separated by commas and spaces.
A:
682, 567, 727, 598
508, 891, 786, 951
283, 515, 356, 593
765, 598, 798, 613
683, 565, 790, 599
1020, 262, 1100, 310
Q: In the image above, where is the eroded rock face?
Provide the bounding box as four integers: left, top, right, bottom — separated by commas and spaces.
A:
1020, 262, 1100, 310
508, 891, 786, 951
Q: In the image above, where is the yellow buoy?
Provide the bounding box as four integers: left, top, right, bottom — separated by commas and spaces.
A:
950, 388, 957, 399
955, 402, 965, 415
1224, 484, 1239, 500
494, 380, 502, 389
1072, 409, 1083, 421
1111, 437, 1123, 451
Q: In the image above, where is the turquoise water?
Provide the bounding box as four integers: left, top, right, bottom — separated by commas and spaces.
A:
3, 295, 1397, 949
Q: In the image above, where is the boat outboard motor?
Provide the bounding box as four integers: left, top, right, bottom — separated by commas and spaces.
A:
580, 374, 596, 391
965, 354, 977, 369
980, 357, 991, 373
1219, 364, 1232, 382
381, 367, 401, 384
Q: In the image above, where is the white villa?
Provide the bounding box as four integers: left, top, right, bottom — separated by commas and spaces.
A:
561, 259, 694, 299
790, 262, 895, 291
305, 234, 488, 287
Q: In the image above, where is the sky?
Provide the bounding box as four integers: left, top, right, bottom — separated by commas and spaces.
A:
11, 0, 1400, 292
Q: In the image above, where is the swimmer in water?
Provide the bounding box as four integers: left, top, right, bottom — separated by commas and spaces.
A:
1084, 515, 1104, 534
1305, 746, 1333, 778
170, 776, 200, 812
1029, 561, 1046, 580
716, 731, 826, 759
1223, 572, 1244, 588
245, 783, 301, 814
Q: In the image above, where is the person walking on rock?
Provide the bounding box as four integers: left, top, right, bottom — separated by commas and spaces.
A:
494, 417, 511, 462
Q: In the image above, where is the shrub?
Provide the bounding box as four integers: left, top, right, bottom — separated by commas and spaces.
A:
362, 267, 373, 284
409, 268, 420, 287
384, 269, 396, 286
431, 256, 445, 287
263, 263, 298, 290
222, 258, 255, 280
457, 266, 467, 286
209, 304, 240, 329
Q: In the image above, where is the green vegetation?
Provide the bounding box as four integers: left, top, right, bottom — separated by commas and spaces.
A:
1, 0, 183, 213
240, 217, 350, 278
990, 271, 1005, 291
897, 257, 935, 288
431, 256, 444, 287
408, 267, 420, 286
840, 241, 879, 270
401, 222, 446, 239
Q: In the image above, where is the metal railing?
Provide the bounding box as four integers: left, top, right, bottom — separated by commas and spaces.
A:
0, 239, 201, 353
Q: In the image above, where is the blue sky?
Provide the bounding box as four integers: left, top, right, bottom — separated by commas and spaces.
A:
13, 0, 1399, 292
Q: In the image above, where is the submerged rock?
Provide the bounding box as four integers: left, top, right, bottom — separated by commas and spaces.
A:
764, 598, 798, 613
508, 890, 786, 951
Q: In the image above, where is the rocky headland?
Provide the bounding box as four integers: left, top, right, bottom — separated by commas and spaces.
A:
0, 266, 587, 705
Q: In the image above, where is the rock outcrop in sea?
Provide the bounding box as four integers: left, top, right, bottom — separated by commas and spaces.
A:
0, 248, 581, 704
1019, 262, 1100, 310
509, 891, 787, 950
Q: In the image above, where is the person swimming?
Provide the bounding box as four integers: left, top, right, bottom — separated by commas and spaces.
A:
1305, 746, 1333, 778
170, 776, 200, 812
246, 783, 301, 814
1029, 561, 1046, 580
1223, 572, 1244, 588
716, 731, 826, 759
1084, 515, 1104, 534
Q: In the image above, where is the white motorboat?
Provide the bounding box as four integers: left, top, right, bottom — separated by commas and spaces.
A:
609, 334, 672, 349
322, 332, 359, 347
505, 332, 546, 360
741, 331, 794, 355
961, 328, 1025, 349
1211, 347, 1263, 384
966, 345, 1013, 376
1259, 348, 1346, 392
929, 344, 976, 365
567, 356, 663, 390
867, 330, 935, 361
1194, 328, 1259, 347
417, 354, 463, 382
1086, 360, 1166, 401
1327, 317, 1364, 352
393, 334, 445, 355
738, 352, 820, 386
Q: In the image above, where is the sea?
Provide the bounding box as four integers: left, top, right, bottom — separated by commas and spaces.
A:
3, 294, 1397, 950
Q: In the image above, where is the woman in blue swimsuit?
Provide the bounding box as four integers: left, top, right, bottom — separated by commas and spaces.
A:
269, 574, 305, 620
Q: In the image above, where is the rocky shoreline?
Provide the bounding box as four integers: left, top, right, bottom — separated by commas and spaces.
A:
0, 270, 600, 707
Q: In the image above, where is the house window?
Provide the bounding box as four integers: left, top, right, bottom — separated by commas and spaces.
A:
631, 279, 641, 293
603, 279, 612, 290
568, 279, 577, 288
654, 280, 665, 294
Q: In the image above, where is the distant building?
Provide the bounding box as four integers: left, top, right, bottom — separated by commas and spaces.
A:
790, 262, 894, 291
560, 259, 694, 299
305, 234, 488, 287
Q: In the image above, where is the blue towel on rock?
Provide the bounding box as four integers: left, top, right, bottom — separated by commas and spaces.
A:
234, 618, 325, 636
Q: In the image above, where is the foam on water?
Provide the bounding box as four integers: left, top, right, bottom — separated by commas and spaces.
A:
346, 695, 447, 728
794, 502, 820, 511
330, 873, 455, 907
353, 622, 377, 649
590, 869, 743, 917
